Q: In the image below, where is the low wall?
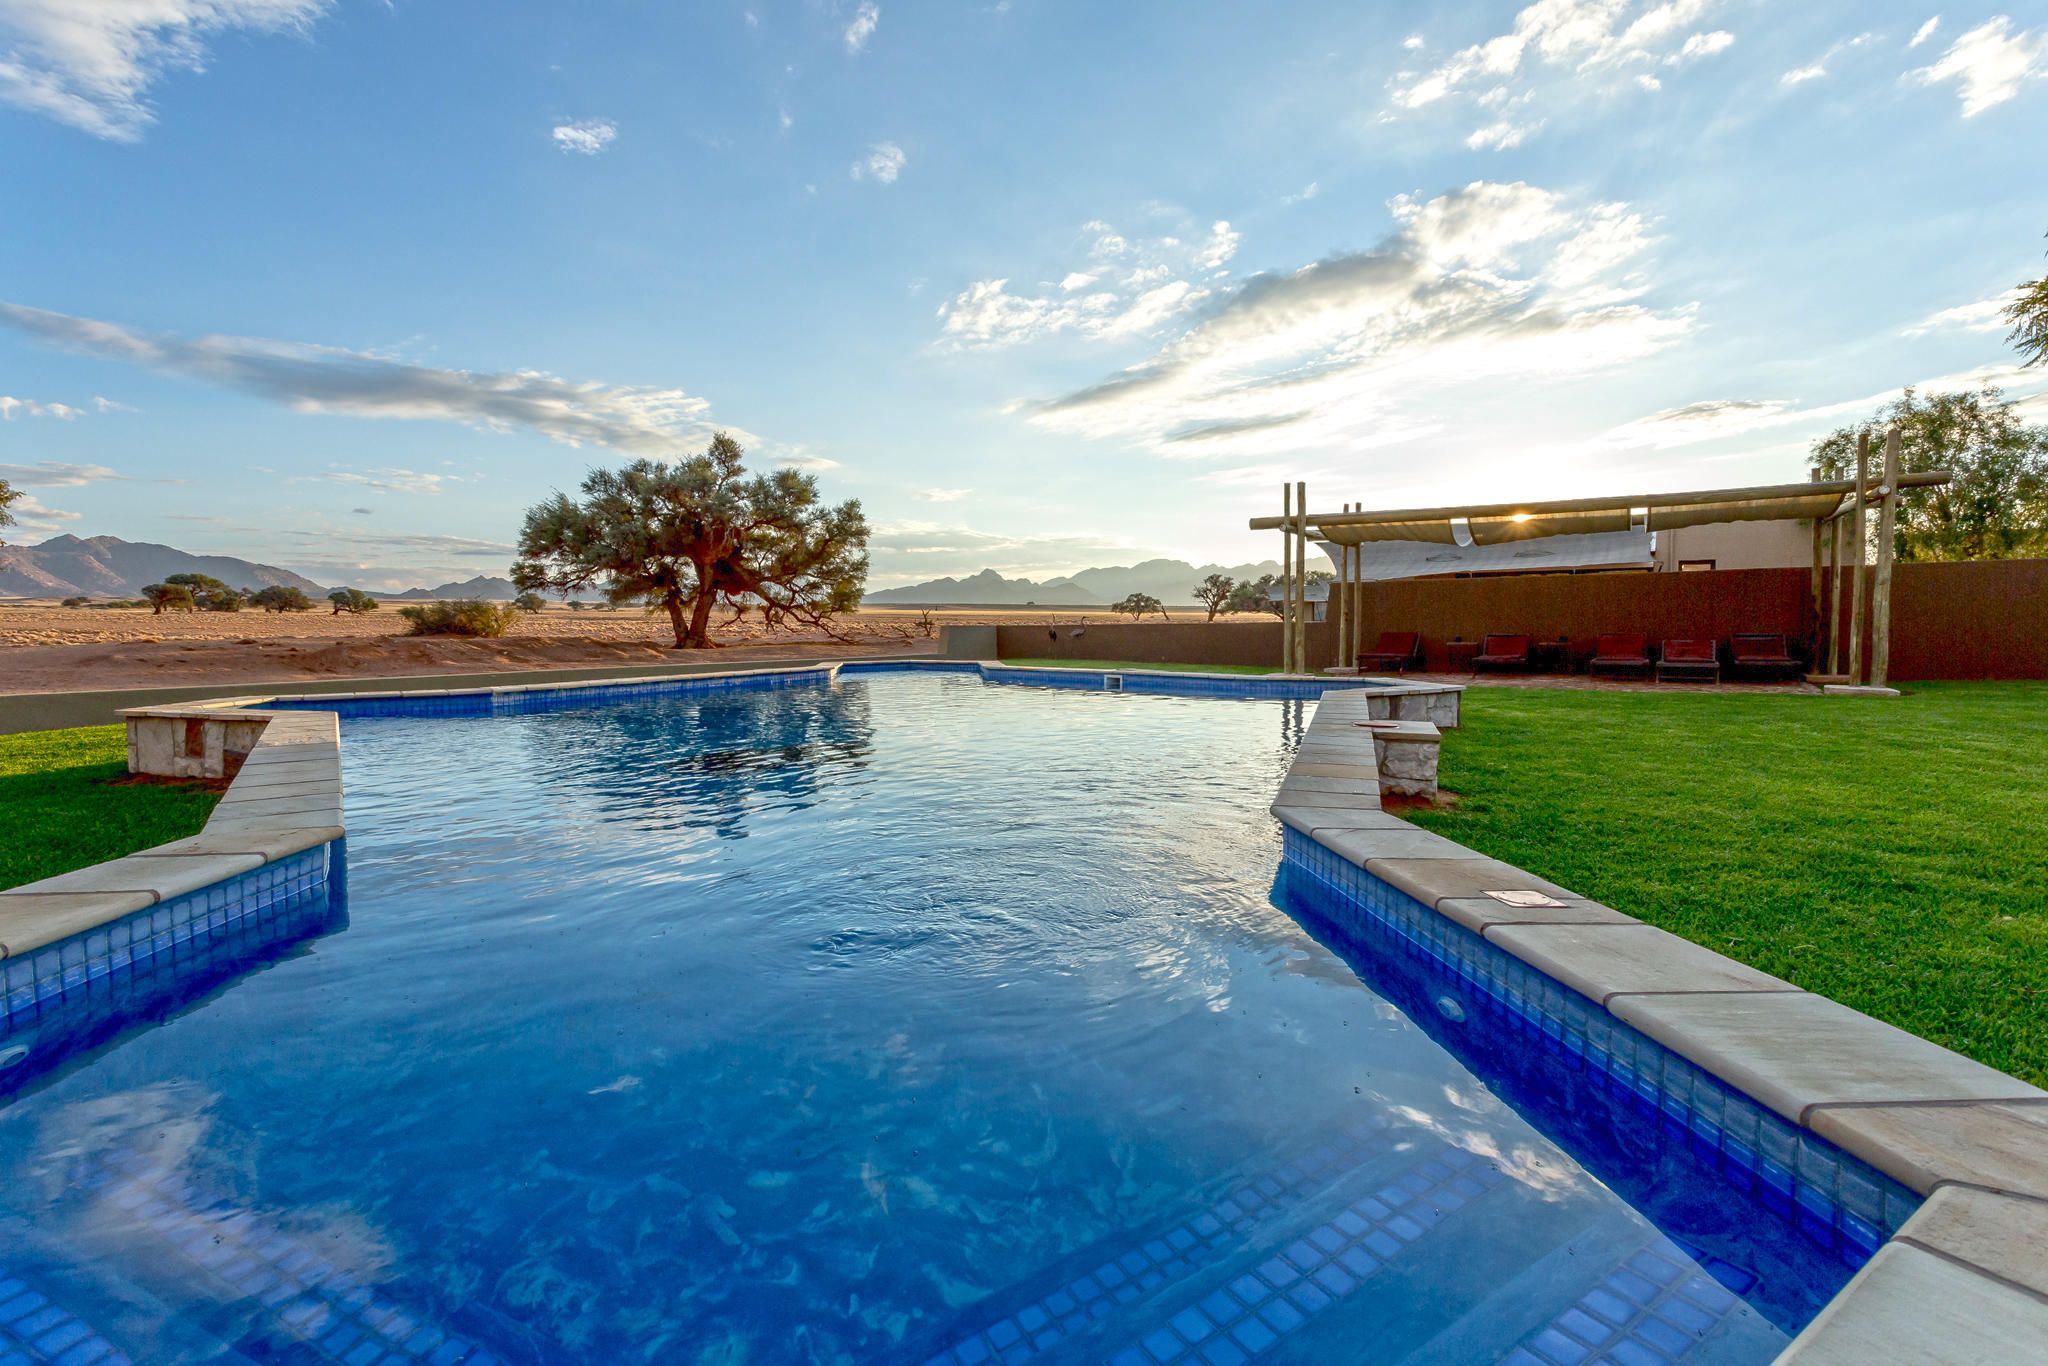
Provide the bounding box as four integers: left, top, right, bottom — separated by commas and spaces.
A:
996, 559, 2048, 681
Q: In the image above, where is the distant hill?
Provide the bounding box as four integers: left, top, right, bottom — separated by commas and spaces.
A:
0, 535, 326, 598
864, 557, 1320, 607
385, 576, 522, 601
863, 568, 1099, 606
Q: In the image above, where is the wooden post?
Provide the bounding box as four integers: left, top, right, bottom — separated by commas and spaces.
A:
1280, 483, 1293, 671
1332, 502, 1348, 672
1848, 431, 1869, 685
1808, 465, 1824, 663
1819, 512, 1837, 677
1828, 512, 1848, 675
1348, 515, 1361, 670
1294, 480, 1308, 674
1871, 424, 1902, 688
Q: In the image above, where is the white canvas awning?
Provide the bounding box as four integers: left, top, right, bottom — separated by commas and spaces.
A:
1318, 530, 1655, 581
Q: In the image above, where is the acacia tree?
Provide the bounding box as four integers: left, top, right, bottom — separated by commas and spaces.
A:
513, 433, 869, 649
250, 585, 314, 612
1225, 572, 1280, 616
142, 582, 196, 613
1192, 573, 1235, 622
329, 588, 380, 615
0, 478, 16, 544
1812, 386, 2048, 561
1112, 591, 1167, 620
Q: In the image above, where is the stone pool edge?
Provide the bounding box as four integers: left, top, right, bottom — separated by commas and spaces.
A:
1, 705, 343, 959
1273, 687, 2048, 1362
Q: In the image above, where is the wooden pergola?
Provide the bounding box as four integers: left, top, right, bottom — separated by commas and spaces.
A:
1249, 434, 1950, 686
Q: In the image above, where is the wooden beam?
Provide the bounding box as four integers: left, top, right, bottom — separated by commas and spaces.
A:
1280, 482, 1293, 671
1295, 480, 1308, 673
1247, 470, 1954, 531
1848, 431, 1869, 686
1871, 424, 1903, 688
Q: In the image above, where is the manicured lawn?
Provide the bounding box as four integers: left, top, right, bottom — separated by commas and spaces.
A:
0, 725, 222, 890
1003, 658, 1280, 675
1404, 682, 2048, 1085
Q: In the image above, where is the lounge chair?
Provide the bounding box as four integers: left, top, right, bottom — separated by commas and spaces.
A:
1471, 633, 1533, 673
1356, 631, 1423, 673
1730, 633, 1800, 680
1657, 639, 1720, 684
1588, 632, 1651, 679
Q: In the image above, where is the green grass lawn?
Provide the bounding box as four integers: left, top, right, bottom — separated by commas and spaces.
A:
1403, 682, 2048, 1085
0, 725, 222, 890
1003, 658, 1280, 675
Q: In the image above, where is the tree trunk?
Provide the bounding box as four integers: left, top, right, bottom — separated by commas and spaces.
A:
672, 588, 720, 649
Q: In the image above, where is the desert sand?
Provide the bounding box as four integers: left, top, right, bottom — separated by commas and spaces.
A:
0, 602, 1222, 694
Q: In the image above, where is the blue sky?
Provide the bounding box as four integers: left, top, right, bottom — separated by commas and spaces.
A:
1, 1, 2044, 590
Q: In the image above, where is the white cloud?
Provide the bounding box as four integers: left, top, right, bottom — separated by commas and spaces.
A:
1910, 17, 1941, 50
0, 302, 729, 454
1670, 30, 1734, 64
1911, 17, 2048, 116
1007, 181, 1690, 458
4, 490, 82, 530
0, 0, 327, 140
844, 1, 879, 54
1780, 32, 1876, 87
551, 119, 617, 155
0, 394, 81, 419
866, 520, 1142, 586
936, 217, 1240, 348
917, 487, 969, 502
1900, 289, 2018, 336
1196, 221, 1240, 271
1403, 34, 1425, 51
0, 459, 135, 485
1386, 1, 1732, 143
850, 140, 905, 183
313, 467, 458, 495
91, 394, 132, 412
1281, 181, 1320, 206
1603, 398, 1798, 449
1465, 119, 1535, 150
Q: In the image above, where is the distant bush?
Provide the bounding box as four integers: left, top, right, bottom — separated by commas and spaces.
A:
328, 588, 380, 615
250, 585, 315, 613
60, 595, 89, 608
513, 590, 547, 613
397, 599, 519, 637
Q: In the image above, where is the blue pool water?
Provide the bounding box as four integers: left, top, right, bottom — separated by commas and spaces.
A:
1, 672, 1887, 1363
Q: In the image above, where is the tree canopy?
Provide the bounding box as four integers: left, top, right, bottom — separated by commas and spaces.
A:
162, 572, 244, 611
1226, 573, 1280, 616
329, 588, 380, 615
0, 478, 16, 545
1111, 591, 1167, 620
512, 433, 869, 649
1192, 573, 1235, 622
142, 582, 196, 614
1811, 386, 2048, 561
2007, 233, 2047, 369
250, 585, 315, 612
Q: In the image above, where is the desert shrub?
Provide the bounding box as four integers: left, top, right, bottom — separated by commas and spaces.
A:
513, 590, 547, 613
60, 595, 89, 608
397, 599, 519, 637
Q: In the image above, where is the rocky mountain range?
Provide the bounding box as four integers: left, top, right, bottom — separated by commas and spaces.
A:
0, 535, 327, 599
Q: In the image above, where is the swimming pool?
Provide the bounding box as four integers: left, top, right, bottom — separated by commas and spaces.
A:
1, 671, 1899, 1363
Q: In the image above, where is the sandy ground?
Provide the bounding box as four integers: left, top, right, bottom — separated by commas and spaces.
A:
0, 603, 1211, 694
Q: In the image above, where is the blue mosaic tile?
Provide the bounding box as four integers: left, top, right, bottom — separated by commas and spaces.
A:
1277, 826, 1920, 1264
2, 845, 342, 1092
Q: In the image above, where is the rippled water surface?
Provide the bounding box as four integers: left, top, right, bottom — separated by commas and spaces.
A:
0, 673, 1855, 1363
